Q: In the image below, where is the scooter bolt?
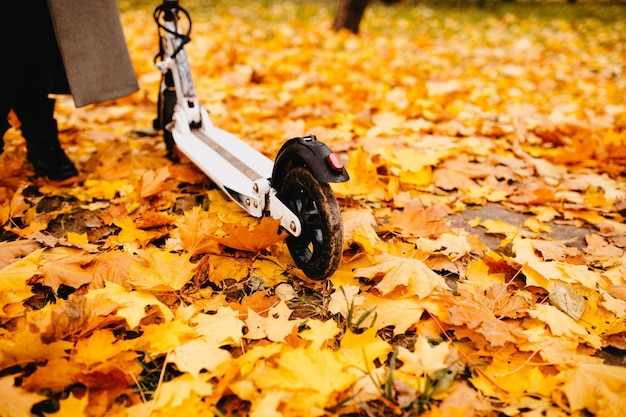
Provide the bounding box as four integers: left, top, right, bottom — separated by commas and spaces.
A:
253, 184, 258, 194
253, 201, 258, 208
290, 221, 297, 232
245, 199, 250, 206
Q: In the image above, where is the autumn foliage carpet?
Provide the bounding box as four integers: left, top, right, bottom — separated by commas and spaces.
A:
1, 1, 626, 416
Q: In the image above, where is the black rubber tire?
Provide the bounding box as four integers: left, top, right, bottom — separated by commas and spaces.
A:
279, 167, 343, 280
156, 71, 177, 156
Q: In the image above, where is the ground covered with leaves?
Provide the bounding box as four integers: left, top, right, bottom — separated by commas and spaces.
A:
1, 1, 626, 416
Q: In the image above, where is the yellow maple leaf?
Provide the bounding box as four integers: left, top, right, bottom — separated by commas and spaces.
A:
414, 232, 471, 261
236, 343, 284, 377
135, 319, 197, 354
355, 255, 447, 298
250, 256, 287, 287
85, 281, 174, 329
470, 357, 558, 400
128, 248, 196, 291
191, 306, 245, 345
464, 257, 506, 289
0, 329, 73, 369
528, 304, 602, 348
0, 247, 43, 299
299, 319, 341, 349
339, 327, 392, 372
241, 345, 357, 415
244, 300, 296, 342
360, 292, 425, 335
399, 166, 433, 187
331, 148, 386, 201
113, 216, 152, 246
342, 207, 379, 250
168, 338, 232, 378
558, 363, 626, 416
153, 373, 214, 410
396, 336, 452, 375
328, 284, 363, 317
81, 178, 132, 201
86, 250, 135, 288
249, 390, 284, 417
523, 216, 552, 233
350, 223, 381, 255
204, 254, 250, 287
0, 376, 48, 417
479, 218, 523, 247
73, 329, 125, 366
65, 231, 89, 244
21, 358, 82, 393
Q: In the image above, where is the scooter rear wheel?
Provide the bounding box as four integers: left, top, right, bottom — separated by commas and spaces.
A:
279, 167, 343, 280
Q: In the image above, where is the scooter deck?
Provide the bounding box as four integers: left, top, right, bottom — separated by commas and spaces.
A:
172, 123, 274, 216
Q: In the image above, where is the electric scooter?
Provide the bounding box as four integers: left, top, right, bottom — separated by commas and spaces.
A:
152, 0, 349, 280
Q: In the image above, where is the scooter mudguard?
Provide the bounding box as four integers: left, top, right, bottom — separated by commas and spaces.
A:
271, 135, 349, 189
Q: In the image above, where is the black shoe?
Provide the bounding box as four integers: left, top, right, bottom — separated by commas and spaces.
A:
27, 146, 78, 181
19, 100, 78, 181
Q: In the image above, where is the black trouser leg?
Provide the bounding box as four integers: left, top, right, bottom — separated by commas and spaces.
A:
2, 0, 77, 180
0, 103, 9, 154
12, 97, 78, 181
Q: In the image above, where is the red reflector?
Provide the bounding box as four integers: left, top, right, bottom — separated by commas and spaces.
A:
327, 153, 344, 170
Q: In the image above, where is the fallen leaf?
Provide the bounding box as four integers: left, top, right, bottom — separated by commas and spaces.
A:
355, 255, 447, 298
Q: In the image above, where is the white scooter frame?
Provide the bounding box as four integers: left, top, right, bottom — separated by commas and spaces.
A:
153, 0, 349, 279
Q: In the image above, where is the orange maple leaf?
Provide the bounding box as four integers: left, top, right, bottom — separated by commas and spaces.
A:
435, 289, 526, 347
215, 216, 285, 253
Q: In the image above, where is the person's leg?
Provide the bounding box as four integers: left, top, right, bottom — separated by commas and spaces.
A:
7, 0, 77, 180
12, 97, 78, 181
0, 105, 9, 154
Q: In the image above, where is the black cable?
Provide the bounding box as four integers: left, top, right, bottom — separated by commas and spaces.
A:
153, 1, 192, 62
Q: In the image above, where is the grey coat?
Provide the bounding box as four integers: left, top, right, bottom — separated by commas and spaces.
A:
47, 0, 139, 107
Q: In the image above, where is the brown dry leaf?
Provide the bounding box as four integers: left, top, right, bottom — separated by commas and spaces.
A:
235, 290, 279, 319
435, 289, 526, 347
606, 285, 626, 301
433, 166, 477, 191
86, 250, 134, 288
38, 247, 95, 290
390, 201, 452, 237
0, 240, 41, 269
482, 283, 530, 319
531, 239, 581, 261
548, 281, 587, 321
140, 165, 172, 198
585, 233, 624, 258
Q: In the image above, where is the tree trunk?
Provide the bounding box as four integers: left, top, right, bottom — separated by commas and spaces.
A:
332, 0, 370, 34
